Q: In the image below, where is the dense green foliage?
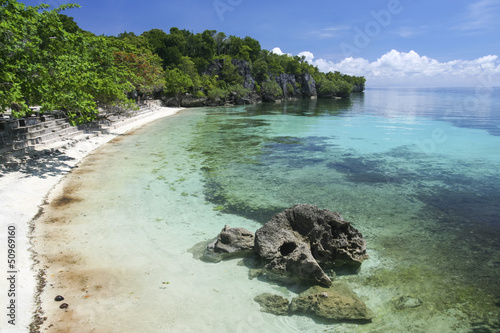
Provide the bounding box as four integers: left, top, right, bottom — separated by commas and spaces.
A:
140, 28, 264, 98
261, 80, 283, 99
139, 27, 365, 102
0, 0, 163, 124
1, 0, 365, 124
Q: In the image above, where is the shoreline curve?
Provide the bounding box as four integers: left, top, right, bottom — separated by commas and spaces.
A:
0, 106, 183, 332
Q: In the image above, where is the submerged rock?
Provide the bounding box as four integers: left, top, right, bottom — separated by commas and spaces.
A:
394, 295, 423, 310
253, 293, 290, 315
194, 225, 255, 263
289, 283, 375, 321
254, 204, 368, 286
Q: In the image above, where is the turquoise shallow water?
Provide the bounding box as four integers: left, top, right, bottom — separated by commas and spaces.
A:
51, 88, 500, 332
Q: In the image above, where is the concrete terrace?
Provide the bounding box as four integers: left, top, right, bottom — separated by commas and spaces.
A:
0, 100, 163, 163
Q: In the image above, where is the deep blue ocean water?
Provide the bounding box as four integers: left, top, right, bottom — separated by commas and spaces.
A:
51, 87, 500, 332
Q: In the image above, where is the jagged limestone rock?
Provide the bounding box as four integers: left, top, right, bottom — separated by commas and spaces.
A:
191, 225, 255, 263
253, 293, 290, 315
254, 204, 368, 286
289, 283, 375, 321
300, 73, 317, 97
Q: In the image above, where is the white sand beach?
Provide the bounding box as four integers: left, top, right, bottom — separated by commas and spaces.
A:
0, 107, 183, 333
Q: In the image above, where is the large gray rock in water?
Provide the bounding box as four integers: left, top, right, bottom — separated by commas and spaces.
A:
254, 204, 368, 286
201, 225, 255, 262
254, 215, 332, 286
289, 283, 375, 321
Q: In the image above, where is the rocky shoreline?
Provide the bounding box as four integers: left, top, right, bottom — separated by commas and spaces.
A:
192, 204, 375, 323
160, 58, 365, 107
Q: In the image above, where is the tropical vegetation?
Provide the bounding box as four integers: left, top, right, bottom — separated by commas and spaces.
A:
0, 0, 365, 125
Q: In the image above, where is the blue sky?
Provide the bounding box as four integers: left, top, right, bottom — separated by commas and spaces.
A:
24, 0, 500, 87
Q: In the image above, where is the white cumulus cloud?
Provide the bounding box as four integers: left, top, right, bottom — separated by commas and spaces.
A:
271, 47, 291, 56
299, 49, 500, 87
298, 51, 315, 63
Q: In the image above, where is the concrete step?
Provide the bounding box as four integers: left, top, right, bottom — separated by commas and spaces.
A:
1, 100, 164, 158
28, 126, 80, 145
26, 123, 71, 139
22, 118, 68, 131
36, 130, 89, 149
10, 119, 69, 137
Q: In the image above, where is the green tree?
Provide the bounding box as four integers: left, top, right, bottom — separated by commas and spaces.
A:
0, 1, 137, 124
251, 58, 269, 82
207, 87, 229, 101
187, 30, 216, 72
227, 84, 250, 99
113, 49, 166, 97
261, 80, 282, 98
336, 79, 353, 97
218, 56, 243, 86
141, 28, 169, 67
201, 74, 218, 92
178, 56, 202, 90
0, 1, 67, 115
115, 32, 150, 53
226, 35, 243, 59
237, 45, 252, 62
214, 32, 228, 55
58, 13, 82, 33
162, 27, 189, 68
164, 68, 193, 100
266, 53, 285, 75
42, 34, 134, 124
243, 36, 261, 62
317, 76, 338, 97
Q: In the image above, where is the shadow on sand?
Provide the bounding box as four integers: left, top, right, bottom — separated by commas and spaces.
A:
0, 149, 77, 179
